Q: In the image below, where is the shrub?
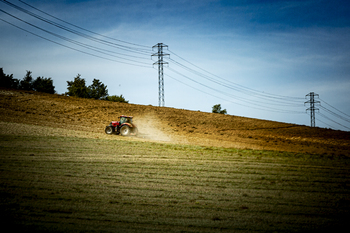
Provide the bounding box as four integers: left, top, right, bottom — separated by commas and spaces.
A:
106, 95, 129, 103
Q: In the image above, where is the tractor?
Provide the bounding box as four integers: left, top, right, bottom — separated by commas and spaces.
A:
105, 115, 138, 136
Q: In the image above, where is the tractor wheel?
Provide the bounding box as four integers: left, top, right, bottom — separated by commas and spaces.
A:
105, 126, 114, 134
120, 125, 130, 136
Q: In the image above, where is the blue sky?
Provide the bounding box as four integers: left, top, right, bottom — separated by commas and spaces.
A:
1, 0, 350, 131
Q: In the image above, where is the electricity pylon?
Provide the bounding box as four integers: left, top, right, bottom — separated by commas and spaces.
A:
305, 92, 320, 127
152, 43, 169, 107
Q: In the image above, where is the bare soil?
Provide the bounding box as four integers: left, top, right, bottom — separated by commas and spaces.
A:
1, 88, 349, 156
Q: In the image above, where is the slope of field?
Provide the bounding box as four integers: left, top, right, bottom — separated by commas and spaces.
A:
0, 88, 349, 156
1, 88, 350, 232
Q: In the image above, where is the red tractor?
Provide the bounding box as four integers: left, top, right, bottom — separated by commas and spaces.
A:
105, 115, 138, 136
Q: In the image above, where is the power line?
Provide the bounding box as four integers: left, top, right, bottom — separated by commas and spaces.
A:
166, 57, 302, 107
1, 0, 152, 56
167, 67, 304, 114
165, 72, 305, 113
318, 112, 350, 130
314, 114, 336, 129
17, 0, 150, 49
319, 98, 350, 119
319, 105, 350, 124
0, 17, 152, 68
167, 66, 300, 111
167, 49, 304, 102
0, 9, 152, 66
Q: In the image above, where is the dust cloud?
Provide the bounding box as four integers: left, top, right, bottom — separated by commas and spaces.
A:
134, 114, 173, 142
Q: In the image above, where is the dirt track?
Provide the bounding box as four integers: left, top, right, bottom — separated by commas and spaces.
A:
1, 88, 349, 156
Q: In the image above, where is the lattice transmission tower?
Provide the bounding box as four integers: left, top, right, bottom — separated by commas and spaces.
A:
305, 92, 320, 127
152, 43, 169, 107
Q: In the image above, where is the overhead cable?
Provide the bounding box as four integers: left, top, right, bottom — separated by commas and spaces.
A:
168, 49, 304, 101
1, 0, 152, 56
319, 98, 350, 118
18, 0, 150, 49
0, 9, 152, 66
319, 105, 350, 124
166, 57, 302, 107
0, 17, 152, 68
314, 115, 336, 129
167, 67, 304, 114
165, 72, 299, 113
318, 112, 350, 130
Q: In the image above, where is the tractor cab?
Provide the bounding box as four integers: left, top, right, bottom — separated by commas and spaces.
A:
119, 115, 132, 124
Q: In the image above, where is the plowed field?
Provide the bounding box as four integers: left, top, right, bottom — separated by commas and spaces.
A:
1, 88, 349, 156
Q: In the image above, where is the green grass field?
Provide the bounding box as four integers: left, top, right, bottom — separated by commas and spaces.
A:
1, 133, 350, 232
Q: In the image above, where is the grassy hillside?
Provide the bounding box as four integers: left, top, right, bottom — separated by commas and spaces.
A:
0, 88, 349, 156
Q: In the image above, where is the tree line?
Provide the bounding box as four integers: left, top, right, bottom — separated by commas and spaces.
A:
0, 68, 128, 103
1, 68, 55, 94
